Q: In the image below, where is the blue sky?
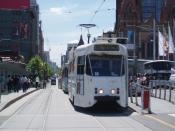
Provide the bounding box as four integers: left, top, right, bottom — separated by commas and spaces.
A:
37, 0, 116, 66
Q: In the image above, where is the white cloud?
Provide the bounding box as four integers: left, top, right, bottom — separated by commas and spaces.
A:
49, 7, 67, 15
69, 39, 79, 44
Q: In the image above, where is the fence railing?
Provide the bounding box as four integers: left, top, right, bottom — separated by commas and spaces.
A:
149, 80, 175, 104
129, 80, 175, 114
129, 82, 151, 114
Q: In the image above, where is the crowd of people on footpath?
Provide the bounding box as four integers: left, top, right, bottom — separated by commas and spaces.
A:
0, 74, 44, 93
129, 73, 152, 86
6, 75, 32, 93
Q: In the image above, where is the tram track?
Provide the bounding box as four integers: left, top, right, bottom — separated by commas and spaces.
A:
0, 88, 53, 130
0, 89, 44, 128
92, 115, 108, 131
25, 88, 53, 130
41, 88, 53, 131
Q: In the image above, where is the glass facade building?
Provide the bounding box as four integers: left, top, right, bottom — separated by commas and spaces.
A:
142, 0, 165, 22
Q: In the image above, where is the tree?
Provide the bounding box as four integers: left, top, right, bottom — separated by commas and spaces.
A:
26, 56, 54, 80
42, 62, 53, 79
26, 56, 43, 78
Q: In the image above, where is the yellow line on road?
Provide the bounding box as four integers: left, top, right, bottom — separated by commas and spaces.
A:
145, 115, 175, 129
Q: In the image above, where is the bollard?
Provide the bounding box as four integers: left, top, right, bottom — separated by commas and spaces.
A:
142, 88, 151, 113
135, 84, 138, 106
164, 84, 166, 100
169, 84, 172, 102
129, 82, 133, 103
159, 84, 161, 99
155, 81, 157, 98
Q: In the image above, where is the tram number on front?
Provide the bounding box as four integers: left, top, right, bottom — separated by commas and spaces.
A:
94, 44, 119, 51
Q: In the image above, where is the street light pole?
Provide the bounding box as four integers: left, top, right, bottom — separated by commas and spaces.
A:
133, 29, 137, 75
153, 19, 156, 60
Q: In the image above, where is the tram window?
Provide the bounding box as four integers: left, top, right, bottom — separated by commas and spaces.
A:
77, 56, 85, 75
86, 56, 92, 75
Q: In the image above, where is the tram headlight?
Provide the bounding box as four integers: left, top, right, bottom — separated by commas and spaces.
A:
111, 89, 116, 95
98, 89, 104, 94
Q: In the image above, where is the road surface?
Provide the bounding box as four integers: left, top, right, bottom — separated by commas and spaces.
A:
0, 83, 174, 131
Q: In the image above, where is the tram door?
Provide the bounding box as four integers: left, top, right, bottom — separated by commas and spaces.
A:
77, 56, 85, 95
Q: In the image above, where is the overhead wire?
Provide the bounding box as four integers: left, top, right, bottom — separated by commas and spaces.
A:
89, 0, 106, 24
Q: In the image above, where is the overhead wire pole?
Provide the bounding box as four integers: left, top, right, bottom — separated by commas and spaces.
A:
77, 0, 106, 44
79, 24, 96, 43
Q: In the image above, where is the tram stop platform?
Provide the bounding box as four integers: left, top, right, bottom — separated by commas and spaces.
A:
0, 88, 37, 112
128, 97, 175, 114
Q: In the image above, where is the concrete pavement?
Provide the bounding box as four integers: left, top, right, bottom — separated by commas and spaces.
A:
0, 87, 38, 112
0, 82, 174, 131
0, 86, 152, 131
128, 94, 175, 131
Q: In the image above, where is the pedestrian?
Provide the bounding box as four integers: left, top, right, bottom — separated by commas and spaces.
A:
23, 75, 28, 92
7, 75, 12, 93
35, 76, 40, 89
20, 75, 24, 91
43, 79, 46, 89
14, 75, 19, 92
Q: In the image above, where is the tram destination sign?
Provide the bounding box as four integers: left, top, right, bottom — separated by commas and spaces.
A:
94, 44, 119, 51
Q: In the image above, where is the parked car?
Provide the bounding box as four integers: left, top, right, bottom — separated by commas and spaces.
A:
51, 77, 56, 85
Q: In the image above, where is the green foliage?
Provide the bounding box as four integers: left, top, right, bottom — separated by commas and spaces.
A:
26, 56, 54, 80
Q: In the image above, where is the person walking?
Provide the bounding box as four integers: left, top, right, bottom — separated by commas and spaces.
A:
35, 76, 40, 89
43, 79, 46, 89
14, 75, 19, 92
23, 76, 28, 93
7, 75, 12, 93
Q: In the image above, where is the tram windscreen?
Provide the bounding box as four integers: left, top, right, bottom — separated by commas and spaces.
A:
86, 55, 124, 76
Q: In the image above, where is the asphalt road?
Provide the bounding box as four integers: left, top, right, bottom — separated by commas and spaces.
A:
0, 83, 175, 131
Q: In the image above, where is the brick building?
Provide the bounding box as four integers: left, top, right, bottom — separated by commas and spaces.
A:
114, 0, 175, 60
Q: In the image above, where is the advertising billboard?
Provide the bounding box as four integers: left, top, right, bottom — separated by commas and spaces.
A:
0, 0, 30, 10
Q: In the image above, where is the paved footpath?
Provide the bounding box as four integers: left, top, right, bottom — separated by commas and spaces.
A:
128, 96, 175, 131
0, 88, 37, 111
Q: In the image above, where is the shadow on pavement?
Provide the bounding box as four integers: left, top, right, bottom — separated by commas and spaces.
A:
73, 102, 135, 117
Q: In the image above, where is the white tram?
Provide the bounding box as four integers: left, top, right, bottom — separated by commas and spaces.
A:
68, 37, 128, 108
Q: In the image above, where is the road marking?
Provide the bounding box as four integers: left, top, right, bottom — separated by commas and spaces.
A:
168, 114, 175, 117
41, 89, 53, 131
145, 115, 175, 129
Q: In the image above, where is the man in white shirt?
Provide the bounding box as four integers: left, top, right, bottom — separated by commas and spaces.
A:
35, 76, 40, 89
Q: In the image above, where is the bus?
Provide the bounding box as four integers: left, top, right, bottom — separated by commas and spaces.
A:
144, 60, 174, 80
68, 37, 128, 108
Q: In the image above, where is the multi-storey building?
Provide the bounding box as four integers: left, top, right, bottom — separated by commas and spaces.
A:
39, 21, 44, 59
43, 51, 50, 64
0, 0, 41, 62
